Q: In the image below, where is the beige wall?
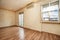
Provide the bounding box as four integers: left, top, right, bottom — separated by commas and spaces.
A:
24, 2, 42, 31
59, 0, 60, 8
42, 23, 60, 35
0, 9, 16, 27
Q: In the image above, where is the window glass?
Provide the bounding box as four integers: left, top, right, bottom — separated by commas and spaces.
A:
42, 12, 49, 20
41, 1, 59, 21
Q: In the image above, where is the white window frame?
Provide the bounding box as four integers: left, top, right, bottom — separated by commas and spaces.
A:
41, 0, 60, 23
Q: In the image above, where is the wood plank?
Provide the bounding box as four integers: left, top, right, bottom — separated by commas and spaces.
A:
24, 28, 60, 40
0, 27, 60, 40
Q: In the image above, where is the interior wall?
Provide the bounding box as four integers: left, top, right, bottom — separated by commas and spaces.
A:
0, 9, 16, 27
42, 23, 60, 35
24, 2, 42, 31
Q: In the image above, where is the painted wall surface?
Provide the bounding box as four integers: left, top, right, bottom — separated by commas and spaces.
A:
0, 9, 16, 27
24, 3, 42, 31
42, 23, 60, 35
59, 0, 60, 8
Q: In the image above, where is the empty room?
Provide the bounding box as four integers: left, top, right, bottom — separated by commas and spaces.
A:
0, 0, 60, 40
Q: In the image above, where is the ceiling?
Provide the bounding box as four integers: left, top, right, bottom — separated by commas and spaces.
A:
0, 0, 33, 11
0, 0, 57, 11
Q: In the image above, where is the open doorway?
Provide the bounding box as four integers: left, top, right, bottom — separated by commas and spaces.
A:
19, 12, 24, 40
19, 12, 24, 27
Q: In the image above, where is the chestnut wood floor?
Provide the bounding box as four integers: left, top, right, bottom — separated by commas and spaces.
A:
0, 27, 60, 40
24, 28, 60, 40
0, 27, 20, 40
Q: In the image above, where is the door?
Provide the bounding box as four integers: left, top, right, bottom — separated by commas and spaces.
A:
19, 13, 24, 27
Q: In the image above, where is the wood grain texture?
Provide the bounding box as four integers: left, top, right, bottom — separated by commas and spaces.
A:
24, 28, 60, 40
0, 27, 60, 40
0, 27, 20, 40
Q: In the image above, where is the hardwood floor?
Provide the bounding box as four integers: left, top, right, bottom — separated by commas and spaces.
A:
24, 28, 60, 40
0, 27, 20, 40
0, 27, 60, 40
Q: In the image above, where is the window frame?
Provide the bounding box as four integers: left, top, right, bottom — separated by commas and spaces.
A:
40, 0, 60, 24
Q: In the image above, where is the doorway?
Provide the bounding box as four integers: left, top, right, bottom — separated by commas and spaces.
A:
19, 12, 24, 27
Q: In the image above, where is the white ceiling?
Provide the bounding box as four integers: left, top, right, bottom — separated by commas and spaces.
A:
0, 0, 32, 11
0, 0, 57, 11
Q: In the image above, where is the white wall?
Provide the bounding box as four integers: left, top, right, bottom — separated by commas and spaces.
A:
0, 9, 16, 27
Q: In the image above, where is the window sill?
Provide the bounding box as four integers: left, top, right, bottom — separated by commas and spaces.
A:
41, 21, 60, 24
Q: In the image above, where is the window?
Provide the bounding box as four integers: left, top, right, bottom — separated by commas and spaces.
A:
41, 1, 59, 21
19, 12, 24, 26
